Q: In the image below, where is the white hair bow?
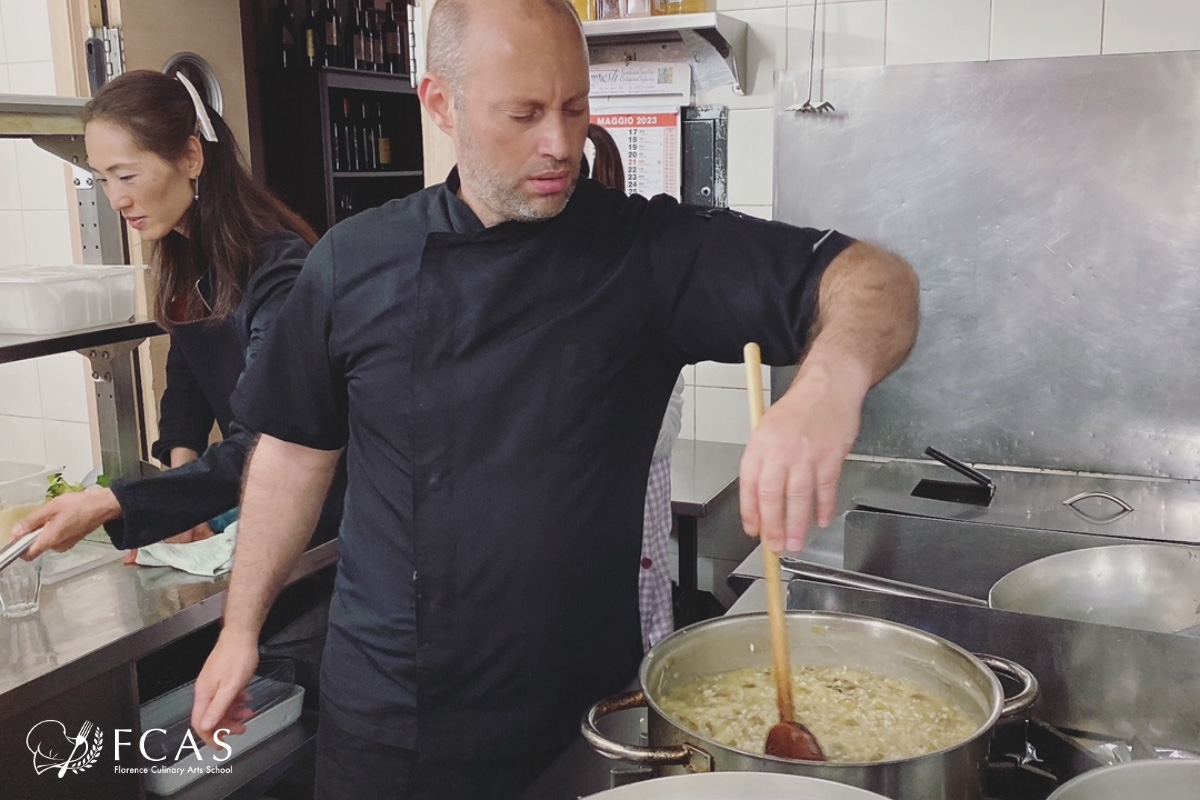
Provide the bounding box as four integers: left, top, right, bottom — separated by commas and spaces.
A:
176, 72, 218, 143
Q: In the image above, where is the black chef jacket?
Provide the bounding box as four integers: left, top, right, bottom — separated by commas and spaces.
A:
232, 170, 853, 759
106, 232, 343, 549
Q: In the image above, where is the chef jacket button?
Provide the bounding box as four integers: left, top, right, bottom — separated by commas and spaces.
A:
641, 557, 652, 569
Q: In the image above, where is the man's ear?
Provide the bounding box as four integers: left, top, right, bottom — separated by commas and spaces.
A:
418, 73, 457, 138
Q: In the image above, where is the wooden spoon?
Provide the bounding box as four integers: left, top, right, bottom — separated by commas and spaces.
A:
744, 342, 826, 762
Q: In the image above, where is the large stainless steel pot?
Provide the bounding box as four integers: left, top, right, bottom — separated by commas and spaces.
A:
782, 543, 1200, 634
583, 612, 1037, 800
1046, 759, 1200, 799
583, 772, 892, 799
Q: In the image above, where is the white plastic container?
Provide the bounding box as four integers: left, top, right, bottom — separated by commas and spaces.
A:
140, 675, 304, 795
0, 264, 144, 335
0, 462, 56, 540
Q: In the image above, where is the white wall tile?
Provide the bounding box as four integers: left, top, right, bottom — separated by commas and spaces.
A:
886, 0, 992, 65
37, 354, 90, 423
7, 61, 55, 95
694, 7, 787, 110
1103, 0, 1200, 54
695, 361, 771, 389
0, 210, 27, 267
728, 107, 774, 206
0, 0, 52, 64
718, 0, 784, 12
14, 140, 68, 211
22, 210, 73, 264
0, 66, 9, 93
0, 3, 7, 63
679, 384, 695, 440
682, 363, 696, 386
789, 1, 887, 71
43, 420, 94, 481
730, 204, 773, 220
0, 361, 43, 418
0, 415, 47, 464
0, 140, 20, 210
694, 386, 770, 444
991, 0, 1103, 60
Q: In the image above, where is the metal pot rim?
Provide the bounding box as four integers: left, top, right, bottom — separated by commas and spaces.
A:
638, 610, 1006, 767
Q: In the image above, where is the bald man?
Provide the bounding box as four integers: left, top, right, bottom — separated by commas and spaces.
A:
190, 0, 919, 797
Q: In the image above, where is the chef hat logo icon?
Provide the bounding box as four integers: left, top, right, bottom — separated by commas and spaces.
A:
26, 720, 103, 776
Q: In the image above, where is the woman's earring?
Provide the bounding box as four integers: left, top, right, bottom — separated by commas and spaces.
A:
192, 178, 199, 202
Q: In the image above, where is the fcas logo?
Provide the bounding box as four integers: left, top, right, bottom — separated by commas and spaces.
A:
26, 720, 103, 776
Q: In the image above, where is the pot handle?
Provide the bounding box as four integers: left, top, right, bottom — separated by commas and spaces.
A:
976, 654, 1039, 719
581, 690, 713, 772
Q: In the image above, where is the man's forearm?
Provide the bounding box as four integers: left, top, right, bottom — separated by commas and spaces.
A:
803, 241, 920, 388
221, 435, 341, 642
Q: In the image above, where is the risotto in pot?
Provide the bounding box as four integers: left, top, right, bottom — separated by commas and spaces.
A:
658, 665, 978, 763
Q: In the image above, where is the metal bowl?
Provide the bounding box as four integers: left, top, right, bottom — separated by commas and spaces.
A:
584, 772, 891, 799
1047, 759, 1200, 799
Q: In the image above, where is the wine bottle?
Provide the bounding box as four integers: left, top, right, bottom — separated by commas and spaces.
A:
360, 101, 378, 171
271, 0, 297, 69
300, 0, 320, 68
319, 0, 342, 68
382, 2, 403, 74
375, 101, 392, 169
368, 9, 384, 72
346, 2, 364, 71
344, 98, 361, 171
331, 100, 347, 171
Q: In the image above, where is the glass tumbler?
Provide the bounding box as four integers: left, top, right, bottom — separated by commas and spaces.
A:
0, 553, 43, 618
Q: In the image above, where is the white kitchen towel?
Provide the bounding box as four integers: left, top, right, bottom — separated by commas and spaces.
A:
134, 521, 238, 576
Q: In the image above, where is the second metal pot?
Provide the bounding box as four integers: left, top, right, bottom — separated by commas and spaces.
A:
583, 611, 1037, 800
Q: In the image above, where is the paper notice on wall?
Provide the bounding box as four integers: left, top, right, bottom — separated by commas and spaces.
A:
590, 110, 681, 200
589, 62, 691, 101
589, 62, 687, 200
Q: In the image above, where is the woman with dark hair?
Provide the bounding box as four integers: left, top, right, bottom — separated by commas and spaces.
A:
11, 69, 341, 559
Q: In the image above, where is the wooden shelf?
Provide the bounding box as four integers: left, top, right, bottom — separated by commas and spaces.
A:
333, 169, 423, 179
321, 66, 416, 94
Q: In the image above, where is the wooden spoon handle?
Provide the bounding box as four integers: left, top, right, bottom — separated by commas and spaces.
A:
744, 343, 795, 724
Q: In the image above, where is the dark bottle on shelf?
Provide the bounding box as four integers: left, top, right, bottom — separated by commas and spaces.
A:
382, 1, 403, 74
319, 0, 342, 68
360, 101, 379, 171
300, 0, 320, 68
368, 9, 384, 72
344, 98, 362, 171
375, 101, 392, 169
271, 0, 297, 69
331, 98, 347, 171
347, 3, 367, 71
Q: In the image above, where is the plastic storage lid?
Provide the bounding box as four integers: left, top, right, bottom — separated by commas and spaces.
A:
0, 265, 144, 283
0, 462, 58, 507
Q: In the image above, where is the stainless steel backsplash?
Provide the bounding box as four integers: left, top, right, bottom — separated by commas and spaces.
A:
770, 51, 1200, 480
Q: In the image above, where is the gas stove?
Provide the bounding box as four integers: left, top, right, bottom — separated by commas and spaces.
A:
984, 717, 1105, 800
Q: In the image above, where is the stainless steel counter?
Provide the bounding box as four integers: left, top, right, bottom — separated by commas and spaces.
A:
0, 540, 335, 800
0, 539, 335, 720
669, 439, 743, 517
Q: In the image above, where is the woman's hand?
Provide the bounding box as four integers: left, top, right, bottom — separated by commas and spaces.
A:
122, 521, 216, 565
10, 489, 123, 559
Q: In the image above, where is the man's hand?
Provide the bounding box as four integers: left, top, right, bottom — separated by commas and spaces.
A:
10, 489, 123, 559
192, 631, 260, 747
739, 355, 870, 553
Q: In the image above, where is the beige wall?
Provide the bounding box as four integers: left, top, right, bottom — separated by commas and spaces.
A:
112, 0, 252, 160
